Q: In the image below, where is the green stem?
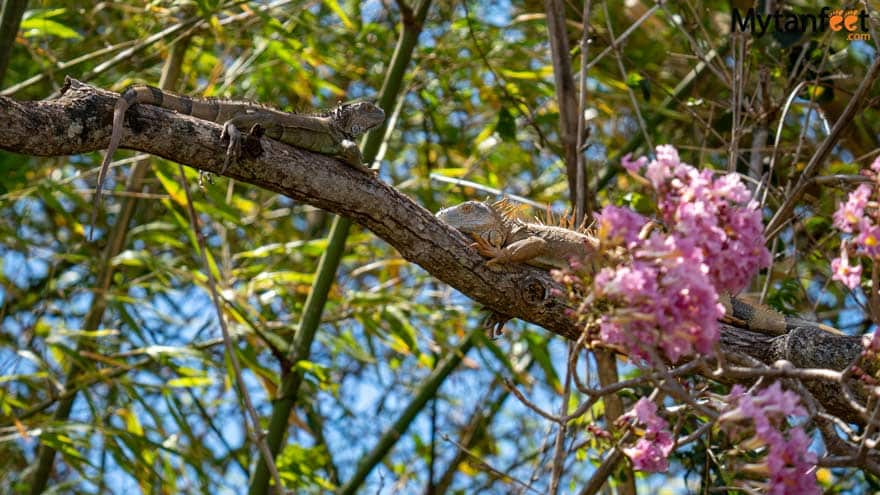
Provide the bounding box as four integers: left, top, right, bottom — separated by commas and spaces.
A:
247, 1, 432, 493
0, 0, 28, 86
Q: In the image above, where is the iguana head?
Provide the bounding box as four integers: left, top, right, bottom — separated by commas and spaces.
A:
436, 201, 509, 246
330, 101, 385, 139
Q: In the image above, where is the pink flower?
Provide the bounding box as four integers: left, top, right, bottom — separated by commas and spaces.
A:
595, 233, 723, 363
623, 396, 667, 431
592, 146, 772, 361
719, 384, 819, 495
871, 155, 880, 173
623, 438, 672, 472
833, 184, 871, 233
864, 328, 880, 353
594, 205, 649, 248
832, 246, 862, 289
856, 223, 880, 257
620, 398, 674, 473
622, 153, 648, 172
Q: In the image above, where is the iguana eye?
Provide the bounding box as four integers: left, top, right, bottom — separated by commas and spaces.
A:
351, 124, 363, 135
461, 204, 472, 212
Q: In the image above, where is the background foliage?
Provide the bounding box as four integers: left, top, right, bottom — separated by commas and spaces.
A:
0, 0, 878, 493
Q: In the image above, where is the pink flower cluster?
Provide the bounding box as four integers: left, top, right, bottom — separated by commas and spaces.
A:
830, 156, 880, 289
619, 398, 674, 472
594, 205, 649, 249
595, 234, 723, 362
624, 145, 770, 293
591, 145, 769, 362
719, 383, 819, 495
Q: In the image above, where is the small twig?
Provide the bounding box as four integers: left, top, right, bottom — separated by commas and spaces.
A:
765, 56, 880, 239
568, 331, 595, 395
748, 74, 770, 190
548, 343, 574, 494
575, 0, 594, 223
0, 40, 136, 96
810, 174, 873, 186
428, 173, 550, 210
442, 435, 544, 494
719, 361, 843, 382
857, 396, 880, 461
176, 164, 285, 492
602, 0, 653, 152
565, 359, 705, 423
872, 262, 880, 323
583, 2, 660, 72
503, 378, 562, 423
728, 33, 745, 172
575, 436, 628, 495
460, 0, 550, 149
861, 0, 880, 53
659, 2, 731, 85
759, 79, 809, 209
674, 420, 713, 447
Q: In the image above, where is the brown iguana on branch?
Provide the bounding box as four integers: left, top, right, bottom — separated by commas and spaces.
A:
436, 200, 843, 337
91, 84, 385, 238
436, 199, 598, 271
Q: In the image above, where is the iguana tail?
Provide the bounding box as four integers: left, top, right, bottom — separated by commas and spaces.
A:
720, 294, 843, 336
90, 85, 265, 240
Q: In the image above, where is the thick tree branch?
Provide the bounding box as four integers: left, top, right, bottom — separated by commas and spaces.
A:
0, 79, 873, 430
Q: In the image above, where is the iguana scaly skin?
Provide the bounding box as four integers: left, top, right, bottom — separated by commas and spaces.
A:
719, 294, 843, 336
91, 84, 385, 238
437, 200, 843, 337
435, 200, 598, 271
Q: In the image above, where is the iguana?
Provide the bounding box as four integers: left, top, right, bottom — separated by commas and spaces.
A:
91, 84, 385, 238
435, 200, 599, 271
436, 200, 843, 337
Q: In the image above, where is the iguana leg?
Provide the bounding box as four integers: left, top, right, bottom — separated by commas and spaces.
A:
219, 121, 243, 174
481, 311, 511, 339
339, 139, 378, 175
469, 234, 505, 263
470, 234, 548, 266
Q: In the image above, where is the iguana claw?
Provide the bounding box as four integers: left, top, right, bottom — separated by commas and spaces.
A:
481, 311, 511, 339
469, 234, 506, 266
339, 139, 378, 175
220, 121, 243, 174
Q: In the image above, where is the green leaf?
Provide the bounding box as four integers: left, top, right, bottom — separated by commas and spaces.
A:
622, 192, 654, 215
625, 71, 650, 101
383, 306, 418, 356
166, 376, 214, 388
323, 0, 353, 29
20, 17, 81, 40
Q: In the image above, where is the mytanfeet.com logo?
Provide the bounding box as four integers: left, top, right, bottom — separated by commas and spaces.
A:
731, 7, 871, 41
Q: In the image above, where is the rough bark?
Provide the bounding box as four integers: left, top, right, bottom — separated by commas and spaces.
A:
0, 78, 872, 426
720, 324, 870, 425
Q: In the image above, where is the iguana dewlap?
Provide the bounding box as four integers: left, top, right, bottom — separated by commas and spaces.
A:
435, 200, 597, 271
